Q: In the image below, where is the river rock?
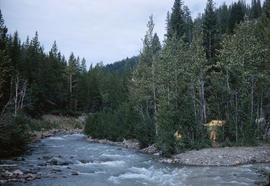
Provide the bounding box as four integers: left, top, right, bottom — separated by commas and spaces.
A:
0, 180, 7, 184
48, 157, 72, 166
79, 160, 92, 164
140, 144, 159, 154
13, 157, 25, 161
122, 139, 139, 149
4, 170, 13, 177
52, 169, 62, 172
38, 163, 47, 166
71, 171, 79, 175
43, 155, 53, 160
26, 173, 41, 181
13, 169, 23, 176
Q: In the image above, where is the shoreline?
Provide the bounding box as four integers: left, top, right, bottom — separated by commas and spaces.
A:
158, 146, 270, 166
83, 136, 270, 167
30, 128, 83, 142
0, 129, 83, 184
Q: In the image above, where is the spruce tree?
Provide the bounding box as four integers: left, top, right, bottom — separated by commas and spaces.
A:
183, 6, 193, 43
251, 0, 262, 19
202, 0, 218, 63
0, 11, 13, 113
228, 1, 245, 33
167, 0, 184, 39
216, 3, 229, 35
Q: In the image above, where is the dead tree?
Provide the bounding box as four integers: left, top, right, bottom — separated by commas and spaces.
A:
13, 74, 27, 117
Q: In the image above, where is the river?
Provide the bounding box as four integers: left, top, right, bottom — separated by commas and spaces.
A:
6, 134, 270, 186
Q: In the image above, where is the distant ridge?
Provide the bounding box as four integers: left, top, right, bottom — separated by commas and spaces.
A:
104, 56, 139, 74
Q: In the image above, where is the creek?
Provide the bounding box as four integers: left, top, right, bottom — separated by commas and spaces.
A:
6, 134, 270, 186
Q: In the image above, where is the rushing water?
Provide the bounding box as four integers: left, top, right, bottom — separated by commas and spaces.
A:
6, 134, 270, 186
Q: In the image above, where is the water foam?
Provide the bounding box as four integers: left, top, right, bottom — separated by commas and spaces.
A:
48, 136, 64, 140
76, 160, 126, 168
109, 166, 185, 185
100, 160, 126, 167
101, 153, 122, 158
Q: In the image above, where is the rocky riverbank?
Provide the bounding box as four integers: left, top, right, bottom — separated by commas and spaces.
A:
85, 136, 140, 150
0, 162, 42, 184
0, 129, 83, 184
30, 128, 83, 142
0, 153, 79, 185
84, 136, 270, 167
141, 143, 270, 166
159, 146, 270, 166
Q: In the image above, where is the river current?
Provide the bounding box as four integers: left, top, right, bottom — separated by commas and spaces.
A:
7, 134, 270, 186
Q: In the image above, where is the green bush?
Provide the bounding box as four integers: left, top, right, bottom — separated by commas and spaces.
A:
28, 119, 58, 131
135, 117, 155, 148
191, 138, 211, 150
84, 103, 143, 142
0, 113, 30, 158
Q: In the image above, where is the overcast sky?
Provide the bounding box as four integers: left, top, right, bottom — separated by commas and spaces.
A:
0, 0, 251, 66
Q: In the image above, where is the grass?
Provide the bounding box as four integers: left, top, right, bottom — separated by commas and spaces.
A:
29, 114, 85, 131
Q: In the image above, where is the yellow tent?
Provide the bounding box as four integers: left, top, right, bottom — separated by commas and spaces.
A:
203, 120, 226, 127
204, 120, 226, 141
174, 131, 182, 140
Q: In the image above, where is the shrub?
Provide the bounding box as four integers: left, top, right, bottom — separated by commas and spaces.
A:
220, 137, 233, 147
28, 119, 59, 131
135, 117, 155, 148
0, 113, 30, 158
84, 103, 142, 142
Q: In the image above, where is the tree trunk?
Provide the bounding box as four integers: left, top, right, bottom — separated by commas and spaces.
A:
14, 75, 19, 117
13, 74, 27, 117
152, 58, 158, 136
250, 75, 254, 124
167, 86, 170, 106
69, 74, 72, 95
260, 89, 263, 118
191, 85, 197, 118
235, 93, 238, 143
174, 69, 178, 111
200, 71, 207, 123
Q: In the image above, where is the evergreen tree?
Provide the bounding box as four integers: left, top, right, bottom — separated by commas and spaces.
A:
216, 3, 229, 35
202, 0, 218, 62
251, 0, 262, 19
228, 1, 245, 33
0, 10, 7, 51
167, 0, 184, 39
0, 11, 13, 112
183, 6, 193, 43
261, 0, 270, 48
66, 53, 79, 111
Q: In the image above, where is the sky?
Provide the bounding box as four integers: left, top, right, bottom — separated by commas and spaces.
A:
0, 0, 252, 66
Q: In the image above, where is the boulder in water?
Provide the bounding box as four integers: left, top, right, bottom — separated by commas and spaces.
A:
48, 157, 72, 166
71, 171, 79, 175
13, 169, 23, 176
